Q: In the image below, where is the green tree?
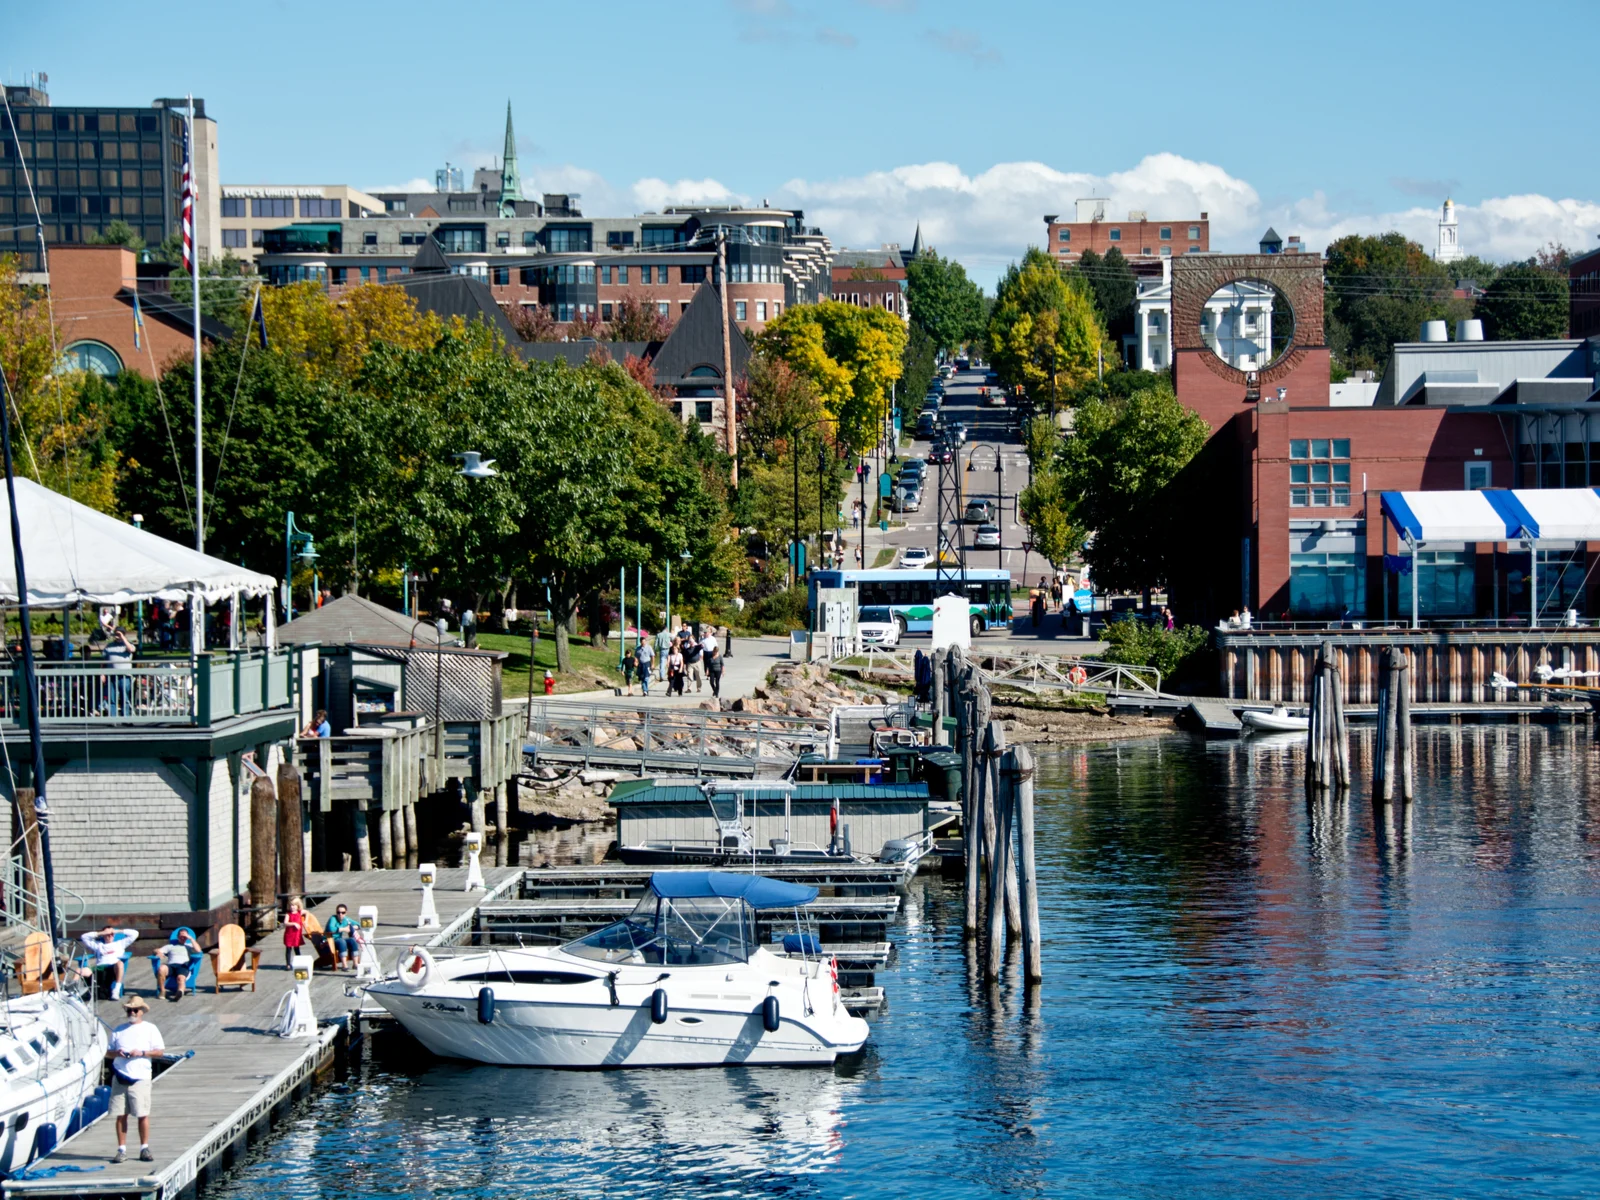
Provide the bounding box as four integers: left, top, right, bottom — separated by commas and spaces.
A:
1017, 468, 1082, 568
87, 219, 146, 251
1477, 263, 1569, 340
987, 248, 1109, 404
166, 251, 259, 326
898, 326, 938, 427
1071, 247, 1136, 341
1055, 379, 1208, 593
905, 248, 987, 354
760, 300, 906, 452
1100, 616, 1209, 682
1324, 233, 1467, 375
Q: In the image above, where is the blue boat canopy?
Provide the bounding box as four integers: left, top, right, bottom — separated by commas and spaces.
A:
649, 871, 819, 909
1381, 487, 1600, 544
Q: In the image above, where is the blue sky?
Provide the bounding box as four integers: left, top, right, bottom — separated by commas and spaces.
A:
13, 0, 1598, 285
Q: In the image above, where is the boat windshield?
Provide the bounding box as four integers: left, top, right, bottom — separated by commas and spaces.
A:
564, 893, 754, 967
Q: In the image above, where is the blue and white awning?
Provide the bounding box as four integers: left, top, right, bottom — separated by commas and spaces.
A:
1381, 488, 1600, 543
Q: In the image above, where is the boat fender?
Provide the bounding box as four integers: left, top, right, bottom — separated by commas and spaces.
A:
606, 972, 619, 1006
398, 946, 435, 991
650, 988, 669, 1025
762, 995, 781, 1033
477, 987, 495, 1025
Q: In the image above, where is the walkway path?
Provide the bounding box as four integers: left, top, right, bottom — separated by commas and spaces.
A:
559, 635, 793, 709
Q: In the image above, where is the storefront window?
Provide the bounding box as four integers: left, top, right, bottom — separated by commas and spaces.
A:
1289, 552, 1365, 618
1415, 551, 1475, 615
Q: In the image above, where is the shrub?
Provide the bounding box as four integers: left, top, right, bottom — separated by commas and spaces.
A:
1100, 616, 1208, 683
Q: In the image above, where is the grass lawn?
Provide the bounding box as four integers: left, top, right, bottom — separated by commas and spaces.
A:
872, 548, 897, 568
475, 629, 626, 697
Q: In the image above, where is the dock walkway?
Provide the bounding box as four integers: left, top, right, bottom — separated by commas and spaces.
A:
5, 866, 519, 1200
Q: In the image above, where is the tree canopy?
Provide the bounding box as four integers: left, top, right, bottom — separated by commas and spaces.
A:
1324, 233, 1467, 375
987, 248, 1110, 404
905, 249, 986, 353
760, 300, 906, 452
1070, 247, 1137, 343
1477, 263, 1569, 340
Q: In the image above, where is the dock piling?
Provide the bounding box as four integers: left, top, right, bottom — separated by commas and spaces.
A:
963, 680, 989, 935
1396, 651, 1414, 802
984, 720, 1011, 979
1011, 741, 1042, 982
276, 760, 305, 900
249, 774, 277, 931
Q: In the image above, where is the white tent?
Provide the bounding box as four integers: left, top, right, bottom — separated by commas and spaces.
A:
0, 476, 275, 606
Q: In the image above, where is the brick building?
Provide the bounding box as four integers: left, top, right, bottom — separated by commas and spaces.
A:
47, 244, 230, 379
1044, 197, 1209, 264
1169, 247, 1600, 625
830, 246, 910, 322
1570, 245, 1600, 339
220, 184, 383, 263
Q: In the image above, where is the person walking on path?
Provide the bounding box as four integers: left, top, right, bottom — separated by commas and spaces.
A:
107, 995, 162, 1163
702, 630, 724, 698
634, 636, 654, 696
655, 627, 672, 683
283, 897, 308, 968
325, 904, 359, 970
682, 628, 705, 693
621, 645, 636, 696
82, 924, 139, 1000
666, 641, 686, 696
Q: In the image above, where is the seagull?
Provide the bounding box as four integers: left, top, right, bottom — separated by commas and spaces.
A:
455, 451, 498, 479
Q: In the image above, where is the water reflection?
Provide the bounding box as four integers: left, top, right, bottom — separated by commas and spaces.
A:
217, 726, 1600, 1199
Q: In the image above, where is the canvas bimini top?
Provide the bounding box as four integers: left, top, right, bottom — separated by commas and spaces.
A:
649, 871, 819, 909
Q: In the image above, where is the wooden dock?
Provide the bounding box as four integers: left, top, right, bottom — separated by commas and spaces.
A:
1183, 697, 1244, 738
4, 866, 520, 1200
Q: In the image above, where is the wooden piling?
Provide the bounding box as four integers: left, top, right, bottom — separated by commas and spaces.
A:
931, 648, 948, 745
962, 676, 990, 935
249, 775, 278, 931
1396, 651, 1414, 802
1330, 658, 1351, 788
276, 761, 305, 897
403, 801, 418, 857
1012, 742, 1042, 983
352, 802, 372, 872
1374, 647, 1399, 803
470, 788, 487, 836
494, 782, 508, 839
984, 721, 1010, 979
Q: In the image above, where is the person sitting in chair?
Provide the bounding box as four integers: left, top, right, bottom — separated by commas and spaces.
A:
154, 929, 201, 1001
82, 924, 139, 1000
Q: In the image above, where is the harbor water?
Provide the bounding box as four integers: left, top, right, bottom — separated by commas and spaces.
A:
215, 726, 1600, 1198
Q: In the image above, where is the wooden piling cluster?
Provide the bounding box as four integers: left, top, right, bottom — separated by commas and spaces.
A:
939, 645, 1042, 983
1304, 641, 1351, 792
1373, 646, 1415, 803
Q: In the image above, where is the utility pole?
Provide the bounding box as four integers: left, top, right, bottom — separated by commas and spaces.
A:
716, 230, 738, 486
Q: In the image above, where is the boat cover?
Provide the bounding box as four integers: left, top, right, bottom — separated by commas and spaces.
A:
1381, 487, 1600, 544
650, 871, 819, 909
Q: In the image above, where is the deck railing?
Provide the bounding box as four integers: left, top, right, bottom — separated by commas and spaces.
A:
1, 650, 297, 727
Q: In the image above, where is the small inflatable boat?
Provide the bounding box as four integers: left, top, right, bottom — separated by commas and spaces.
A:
1241, 705, 1309, 733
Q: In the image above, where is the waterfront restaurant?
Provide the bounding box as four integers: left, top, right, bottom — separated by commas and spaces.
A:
0, 478, 300, 933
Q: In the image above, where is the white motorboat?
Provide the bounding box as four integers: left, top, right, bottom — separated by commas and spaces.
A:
1241, 706, 1309, 734
366, 872, 870, 1068
0, 985, 109, 1175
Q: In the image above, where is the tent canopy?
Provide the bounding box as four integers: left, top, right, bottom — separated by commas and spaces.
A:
1381, 488, 1600, 544
0, 477, 275, 606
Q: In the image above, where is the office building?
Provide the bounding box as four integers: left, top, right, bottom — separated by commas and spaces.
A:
1044, 198, 1210, 264
0, 78, 220, 271
219, 184, 383, 263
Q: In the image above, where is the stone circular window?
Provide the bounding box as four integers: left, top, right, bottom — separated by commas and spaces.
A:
60, 340, 122, 378
1197, 279, 1294, 372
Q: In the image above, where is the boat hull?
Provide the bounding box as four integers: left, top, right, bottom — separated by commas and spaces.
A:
616, 845, 854, 868
1241, 711, 1309, 733
368, 988, 864, 1068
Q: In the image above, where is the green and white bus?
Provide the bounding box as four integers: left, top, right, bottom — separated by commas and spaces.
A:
808, 568, 1013, 638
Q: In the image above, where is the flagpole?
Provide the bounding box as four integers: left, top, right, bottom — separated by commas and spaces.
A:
188, 94, 204, 553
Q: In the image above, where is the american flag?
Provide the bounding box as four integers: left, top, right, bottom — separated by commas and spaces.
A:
179, 121, 194, 273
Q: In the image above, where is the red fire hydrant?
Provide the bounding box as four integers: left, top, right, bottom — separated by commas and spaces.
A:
543, 669, 555, 695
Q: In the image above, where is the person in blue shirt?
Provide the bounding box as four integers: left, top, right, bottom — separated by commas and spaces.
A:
299, 709, 331, 738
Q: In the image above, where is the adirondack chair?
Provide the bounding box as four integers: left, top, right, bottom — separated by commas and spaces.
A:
207, 924, 261, 993
18, 931, 57, 995
300, 912, 336, 971
149, 927, 205, 996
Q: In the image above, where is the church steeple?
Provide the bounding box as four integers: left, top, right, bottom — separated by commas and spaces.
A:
498, 101, 523, 217
908, 222, 923, 264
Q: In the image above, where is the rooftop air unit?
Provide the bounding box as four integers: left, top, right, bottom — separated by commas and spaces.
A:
1456, 319, 1484, 341
1420, 320, 1449, 342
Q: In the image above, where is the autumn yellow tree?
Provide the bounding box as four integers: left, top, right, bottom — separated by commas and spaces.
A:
260, 282, 443, 380
0, 254, 121, 510
759, 300, 905, 452
988, 248, 1111, 404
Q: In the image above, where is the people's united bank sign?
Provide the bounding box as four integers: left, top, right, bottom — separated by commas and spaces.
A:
222, 187, 328, 198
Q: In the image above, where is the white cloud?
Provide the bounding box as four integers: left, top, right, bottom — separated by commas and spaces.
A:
630, 177, 749, 211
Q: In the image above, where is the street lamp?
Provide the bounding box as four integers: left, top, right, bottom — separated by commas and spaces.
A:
665, 549, 691, 633
284, 512, 319, 623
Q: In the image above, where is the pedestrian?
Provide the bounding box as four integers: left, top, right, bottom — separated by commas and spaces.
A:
702, 628, 724, 698
666, 640, 686, 696
107, 994, 163, 1163
299, 709, 331, 739
914, 649, 932, 703
283, 896, 308, 969
460, 606, 478, 649
621, 644, 636, 696
683, 627, 705, 693
81, 923, 139, 1000
655, 626, 672, 682
324, 904, 359, 970
94, 613, 135, 716
634, 635, 654, 696
1050, 578, 1063, 608
1162, 606, 1175, 631
154, 929, 200, 1001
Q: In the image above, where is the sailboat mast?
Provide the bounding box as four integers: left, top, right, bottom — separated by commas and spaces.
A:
0, 374, 61, 944
187, 95, 204, 552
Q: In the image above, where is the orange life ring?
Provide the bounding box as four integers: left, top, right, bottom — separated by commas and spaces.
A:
1068, 666, 1088, 686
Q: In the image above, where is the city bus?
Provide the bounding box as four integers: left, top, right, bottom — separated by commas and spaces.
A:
808, 568, 1013, 638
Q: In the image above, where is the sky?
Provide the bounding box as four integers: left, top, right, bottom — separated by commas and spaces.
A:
12, 0, 1599, 287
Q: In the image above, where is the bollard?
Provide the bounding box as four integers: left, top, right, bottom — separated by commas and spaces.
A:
417, 862, 440, 930
354, 905, 381, 981
275, 954, 316, 1039
464, 831, 486, 891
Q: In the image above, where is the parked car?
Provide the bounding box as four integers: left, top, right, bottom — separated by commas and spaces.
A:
963, 498, 995, 523
938, 364, 955, 380
930, 378, 945, 394
973, 523, 1002, 549
915, 414, 938, 439
899, 546, 932, 569
858, 605, 902, 648
891, 484, 923, 513
899, 457, 927, 482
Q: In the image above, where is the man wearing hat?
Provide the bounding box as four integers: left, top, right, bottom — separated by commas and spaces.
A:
106, 995, 163, 1163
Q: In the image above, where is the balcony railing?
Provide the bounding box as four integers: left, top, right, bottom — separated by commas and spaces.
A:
0, 650, 297, 728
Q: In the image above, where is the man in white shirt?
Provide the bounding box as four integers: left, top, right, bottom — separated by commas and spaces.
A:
106, 995, 163, 1163
81, 924, 138, 1000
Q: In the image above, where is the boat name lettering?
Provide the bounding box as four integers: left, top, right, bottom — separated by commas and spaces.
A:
421, 1002, 467, 1014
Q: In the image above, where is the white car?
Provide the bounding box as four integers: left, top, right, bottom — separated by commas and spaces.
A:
973, 524, 1001, 549
858, 606, 902, 647
899, 546, 932, 569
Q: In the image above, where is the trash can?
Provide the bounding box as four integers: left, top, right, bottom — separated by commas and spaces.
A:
917, 749, 964, 809
789, 629, 808, 662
